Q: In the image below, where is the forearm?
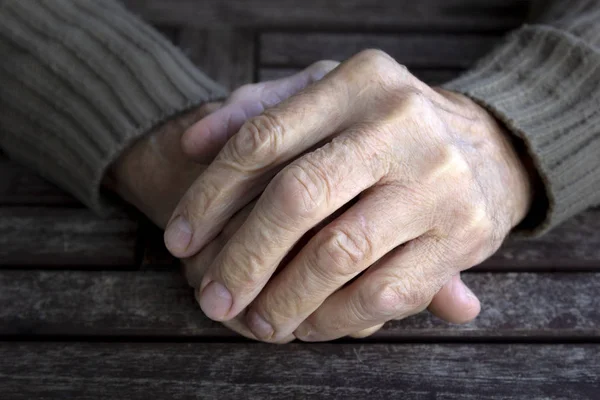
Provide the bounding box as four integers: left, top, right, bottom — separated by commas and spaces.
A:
0, 0, 227, 214
443, 0, 600, 234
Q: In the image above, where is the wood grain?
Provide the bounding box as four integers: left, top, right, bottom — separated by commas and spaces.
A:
481, 209, 600, 270
123, 0, 530, 32
1, 342, 598, 399
1, 271, 598, 338
0, 208, 138, 267
0, 157, 79, 206
260, 32, 502, 68
179, 28, 255, 90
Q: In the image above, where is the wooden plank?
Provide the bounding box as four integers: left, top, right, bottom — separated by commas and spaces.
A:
179, 28, 255, 90
141, 209, 600, 270
0, 208, 138, 267
1, 270, 598, 338
123, 0, 530, 32
260, 32, 502, 68
259, 67, 464, 85
481, 209, 600, 270
0, 342, 598, 399
0, 157, 80, 206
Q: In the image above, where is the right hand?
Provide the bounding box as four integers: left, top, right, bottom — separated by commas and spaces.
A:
108, 60, 480, 341
179, 61, 482, 340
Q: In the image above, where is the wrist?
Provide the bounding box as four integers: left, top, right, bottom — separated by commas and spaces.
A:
104, 104, 218, 228
470, 99, 537, 228
438, 88, 535, 228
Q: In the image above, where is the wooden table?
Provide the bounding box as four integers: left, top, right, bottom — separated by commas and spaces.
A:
1, 1, 599, 398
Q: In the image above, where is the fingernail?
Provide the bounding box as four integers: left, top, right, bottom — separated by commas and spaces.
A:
458, 280, 478, 303
164, 215, 192, 255
464, 285, 479, 303
294, 323, 314, 341
246, 311, 274, 340
199, 281, 233, 321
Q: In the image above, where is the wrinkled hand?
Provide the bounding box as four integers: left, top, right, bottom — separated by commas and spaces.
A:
105, 62, 339, 341
167, 51, 524, 342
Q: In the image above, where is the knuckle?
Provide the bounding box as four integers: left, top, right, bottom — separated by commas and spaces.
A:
404, 89, 430, 109
367, 277, 432, 317
444, 147, 473, 185
363, 283, 404, 317
352, 49, 399, 82
427, 145, 472, 190
316, 226, 372, 278
180, 177, 221, 223
356, 49, 395, 66
260, 287, 304, 327
226, 112, 283, 169
273, 162, 329, 219
399, 90, 435, 120
219, 245, 266, 292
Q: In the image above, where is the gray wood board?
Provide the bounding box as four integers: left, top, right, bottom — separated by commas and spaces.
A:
179, 28, 256, 90
0, 157, 79, 206
260, 32, 502, 68
0, 342, 598, 399
1, 271, 598, 339
0, 208, 138, 267
123, 0, 530, 31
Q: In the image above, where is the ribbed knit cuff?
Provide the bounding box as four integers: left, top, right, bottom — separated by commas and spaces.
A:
443, 25, 600, 235
0, 0, 227, 214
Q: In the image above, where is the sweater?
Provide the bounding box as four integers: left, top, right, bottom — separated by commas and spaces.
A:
0, 0, 599, 235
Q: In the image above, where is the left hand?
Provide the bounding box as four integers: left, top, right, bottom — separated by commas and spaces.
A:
166, 49, 534, 342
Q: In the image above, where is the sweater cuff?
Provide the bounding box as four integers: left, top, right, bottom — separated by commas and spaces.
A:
0, 0, 227, 214
443, 25, 600, 235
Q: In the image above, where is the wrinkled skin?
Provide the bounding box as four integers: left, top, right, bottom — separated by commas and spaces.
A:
109, 56, 487, 342
164, 50, 533, 343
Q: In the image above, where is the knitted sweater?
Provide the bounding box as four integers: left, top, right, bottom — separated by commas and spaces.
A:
0, 0, 598, 234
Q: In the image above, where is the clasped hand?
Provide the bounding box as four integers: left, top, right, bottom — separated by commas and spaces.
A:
115, 50, 533, 343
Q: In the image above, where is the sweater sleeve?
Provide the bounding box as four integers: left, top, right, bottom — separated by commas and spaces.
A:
442, 0, 600, 235
0, 0, 228, 214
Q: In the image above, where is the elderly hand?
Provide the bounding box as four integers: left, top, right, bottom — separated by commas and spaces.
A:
108, 61, 480, 341
166, 50, 523, 342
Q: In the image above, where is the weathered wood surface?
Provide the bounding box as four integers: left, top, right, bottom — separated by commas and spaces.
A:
180, 28, 256, 90
260, 32, 502, 68
481, 209, 600, 270
0, 208, 138, 267
124, 0, 530, 31
1, 271, 598, 338
1, 342, 598, 400
0, 157, 79, 206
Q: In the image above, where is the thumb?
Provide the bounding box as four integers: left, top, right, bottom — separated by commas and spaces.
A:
181, 60, 340, 163
427, 274, 481, 324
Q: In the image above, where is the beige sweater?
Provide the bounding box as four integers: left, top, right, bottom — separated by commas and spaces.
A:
0, 0, 598, 234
